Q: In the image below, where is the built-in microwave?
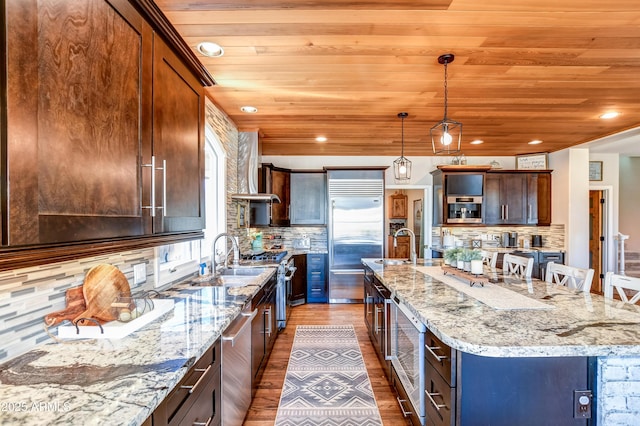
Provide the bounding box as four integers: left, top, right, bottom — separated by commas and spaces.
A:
447, 196, 482, 223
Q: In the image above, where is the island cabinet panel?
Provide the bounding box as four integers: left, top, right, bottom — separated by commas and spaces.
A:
3, 0, 206, 247
456, 353, 592, 426
290, 254, 307, 305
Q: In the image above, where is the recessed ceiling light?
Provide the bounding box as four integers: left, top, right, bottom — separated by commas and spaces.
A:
470, 139, 484, 145
600, 111, 619, 119
528, 139, 543, 145
240, 106, 258, 113
315, 136, 327, 142
196, 42, 224, 58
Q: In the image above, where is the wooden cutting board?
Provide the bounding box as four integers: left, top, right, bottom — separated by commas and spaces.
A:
73, 264, 131, 325
44, 285, 86, 326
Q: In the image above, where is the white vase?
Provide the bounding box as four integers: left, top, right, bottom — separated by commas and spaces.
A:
463, 261, 471, 272
471, 259, 483, 275
456, 260, 464, 269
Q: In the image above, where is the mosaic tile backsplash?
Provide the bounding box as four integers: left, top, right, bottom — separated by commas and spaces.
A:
0, 249, 160, 362
432, 224, 566, 251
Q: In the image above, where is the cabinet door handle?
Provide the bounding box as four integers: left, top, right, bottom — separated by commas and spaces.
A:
425, 391, 448, 411
505, 204, 509, 220
192, 417, 212, 426
375, 306, 383, 332
160, 159, 167, 217
142, 156, 157, 217
396, 396, 413, 417
384, 299, 392, 360
529, 204, 532, 219
500, 204, 504, 220
180, 364, 212, 394
265, 307, 272, 336
425, 344, 448, 363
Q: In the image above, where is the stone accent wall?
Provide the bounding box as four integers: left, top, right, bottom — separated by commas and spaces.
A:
598, 356, 640, 425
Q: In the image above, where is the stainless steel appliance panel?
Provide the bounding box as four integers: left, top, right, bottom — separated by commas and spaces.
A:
328, 174, 385, 303
222, 308, 256, 426
390, 299, 426, 424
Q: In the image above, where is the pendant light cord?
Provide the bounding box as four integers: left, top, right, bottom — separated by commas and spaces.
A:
401, 115, 405, 158
443, 59, 449, 120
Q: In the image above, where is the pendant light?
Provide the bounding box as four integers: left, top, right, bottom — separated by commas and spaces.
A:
431, 53, 462, 155
393, 112, 412, 182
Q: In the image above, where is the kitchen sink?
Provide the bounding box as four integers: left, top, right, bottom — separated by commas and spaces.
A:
218, 267, 271, 276
191, 267, 270, 287
374, 259, 411, 266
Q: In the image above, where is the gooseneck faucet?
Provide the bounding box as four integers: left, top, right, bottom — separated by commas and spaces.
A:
211, 233, 240, 275
394, 227, 417, 265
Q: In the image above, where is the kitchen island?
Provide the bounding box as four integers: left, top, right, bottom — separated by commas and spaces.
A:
362, 258, 640, 426
0, 268, 276, 426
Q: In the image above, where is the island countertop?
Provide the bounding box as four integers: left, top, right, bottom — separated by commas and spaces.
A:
362, 258, 640, 358
0, 268, 275, 426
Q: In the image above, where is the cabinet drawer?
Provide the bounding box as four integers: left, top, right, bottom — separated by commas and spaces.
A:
424, 330, 456, 386
307, 254, 326, 268
391, 366, 423, 426
308, 269, 325, 280
425, 362, 455, 426
165, 345, 216, 424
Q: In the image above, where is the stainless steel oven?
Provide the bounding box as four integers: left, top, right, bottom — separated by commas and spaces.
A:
390, 297, 426, 425
446, 196, 482, 223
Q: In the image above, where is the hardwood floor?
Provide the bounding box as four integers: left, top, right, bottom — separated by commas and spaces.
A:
243, 303, 411, 425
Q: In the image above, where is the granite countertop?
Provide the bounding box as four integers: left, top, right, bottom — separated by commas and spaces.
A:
362, 258, 640, 358
0, 268, 276, 426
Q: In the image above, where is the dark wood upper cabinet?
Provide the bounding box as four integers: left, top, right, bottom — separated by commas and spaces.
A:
290, 172, 326, 225
259, 164, 290, 227
151, 35, 205, 233
0, 0, 212, 268
485, 170, 552, 226
5, 0, 151, 245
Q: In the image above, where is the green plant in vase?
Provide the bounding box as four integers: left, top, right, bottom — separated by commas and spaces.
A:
469, 249, 484, 275
461, 248, 474, 271
443, 248, 460, 266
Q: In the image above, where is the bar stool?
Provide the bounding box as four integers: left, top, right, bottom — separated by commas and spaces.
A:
502, 253, 534, 278
545, 262, 594, 293
604, 272, 640, 304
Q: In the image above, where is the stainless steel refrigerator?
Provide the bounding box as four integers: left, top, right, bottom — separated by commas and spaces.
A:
327, 169, 385, 303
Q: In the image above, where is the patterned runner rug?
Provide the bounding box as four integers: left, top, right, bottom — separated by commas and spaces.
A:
275, 325, 383, 426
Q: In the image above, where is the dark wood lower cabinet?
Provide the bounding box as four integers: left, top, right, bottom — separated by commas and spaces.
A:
153, 339, 221, 426
290, 254, 307, 305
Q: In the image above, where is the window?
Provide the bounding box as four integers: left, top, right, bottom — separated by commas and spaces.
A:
154, 123, 227, 287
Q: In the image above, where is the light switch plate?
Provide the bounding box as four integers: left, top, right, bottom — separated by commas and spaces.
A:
133, 263, 147, 285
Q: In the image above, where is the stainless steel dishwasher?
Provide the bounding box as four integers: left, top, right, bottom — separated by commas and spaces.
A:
222, 306, 257, 426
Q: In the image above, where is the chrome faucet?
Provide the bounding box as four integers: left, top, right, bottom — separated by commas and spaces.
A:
393, 227, 417, 265
211, 233, 240, 275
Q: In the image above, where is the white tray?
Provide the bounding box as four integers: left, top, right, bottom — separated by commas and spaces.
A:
57, 299, 174, 339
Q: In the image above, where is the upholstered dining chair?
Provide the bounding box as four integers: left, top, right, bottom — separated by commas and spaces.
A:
480, 250, 498, 268
604, 272, 640, 304
544, 262, 594, 293
502, 253, 534, 278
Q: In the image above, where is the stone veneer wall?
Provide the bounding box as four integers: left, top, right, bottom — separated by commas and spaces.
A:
598, 357, 640, 424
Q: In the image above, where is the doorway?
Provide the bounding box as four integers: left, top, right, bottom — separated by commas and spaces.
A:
589, 190, 604, 293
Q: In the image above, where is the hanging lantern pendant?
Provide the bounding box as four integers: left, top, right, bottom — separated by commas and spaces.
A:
431, 54, 462, 155
394, 112, 412, 182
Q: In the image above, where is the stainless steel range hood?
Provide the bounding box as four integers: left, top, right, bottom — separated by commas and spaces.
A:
231, 131, 280, 203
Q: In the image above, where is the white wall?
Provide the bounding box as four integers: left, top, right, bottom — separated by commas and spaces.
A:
619, 157, 640, 251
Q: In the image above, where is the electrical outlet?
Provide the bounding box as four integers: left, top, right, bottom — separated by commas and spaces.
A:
574, 390, 592, 419
133, 263, 147, 285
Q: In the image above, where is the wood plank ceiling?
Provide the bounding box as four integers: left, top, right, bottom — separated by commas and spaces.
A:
156, 0, 640, 156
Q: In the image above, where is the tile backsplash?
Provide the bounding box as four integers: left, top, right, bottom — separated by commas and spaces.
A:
0, 249, 159, 362
432, 224, 565, 250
